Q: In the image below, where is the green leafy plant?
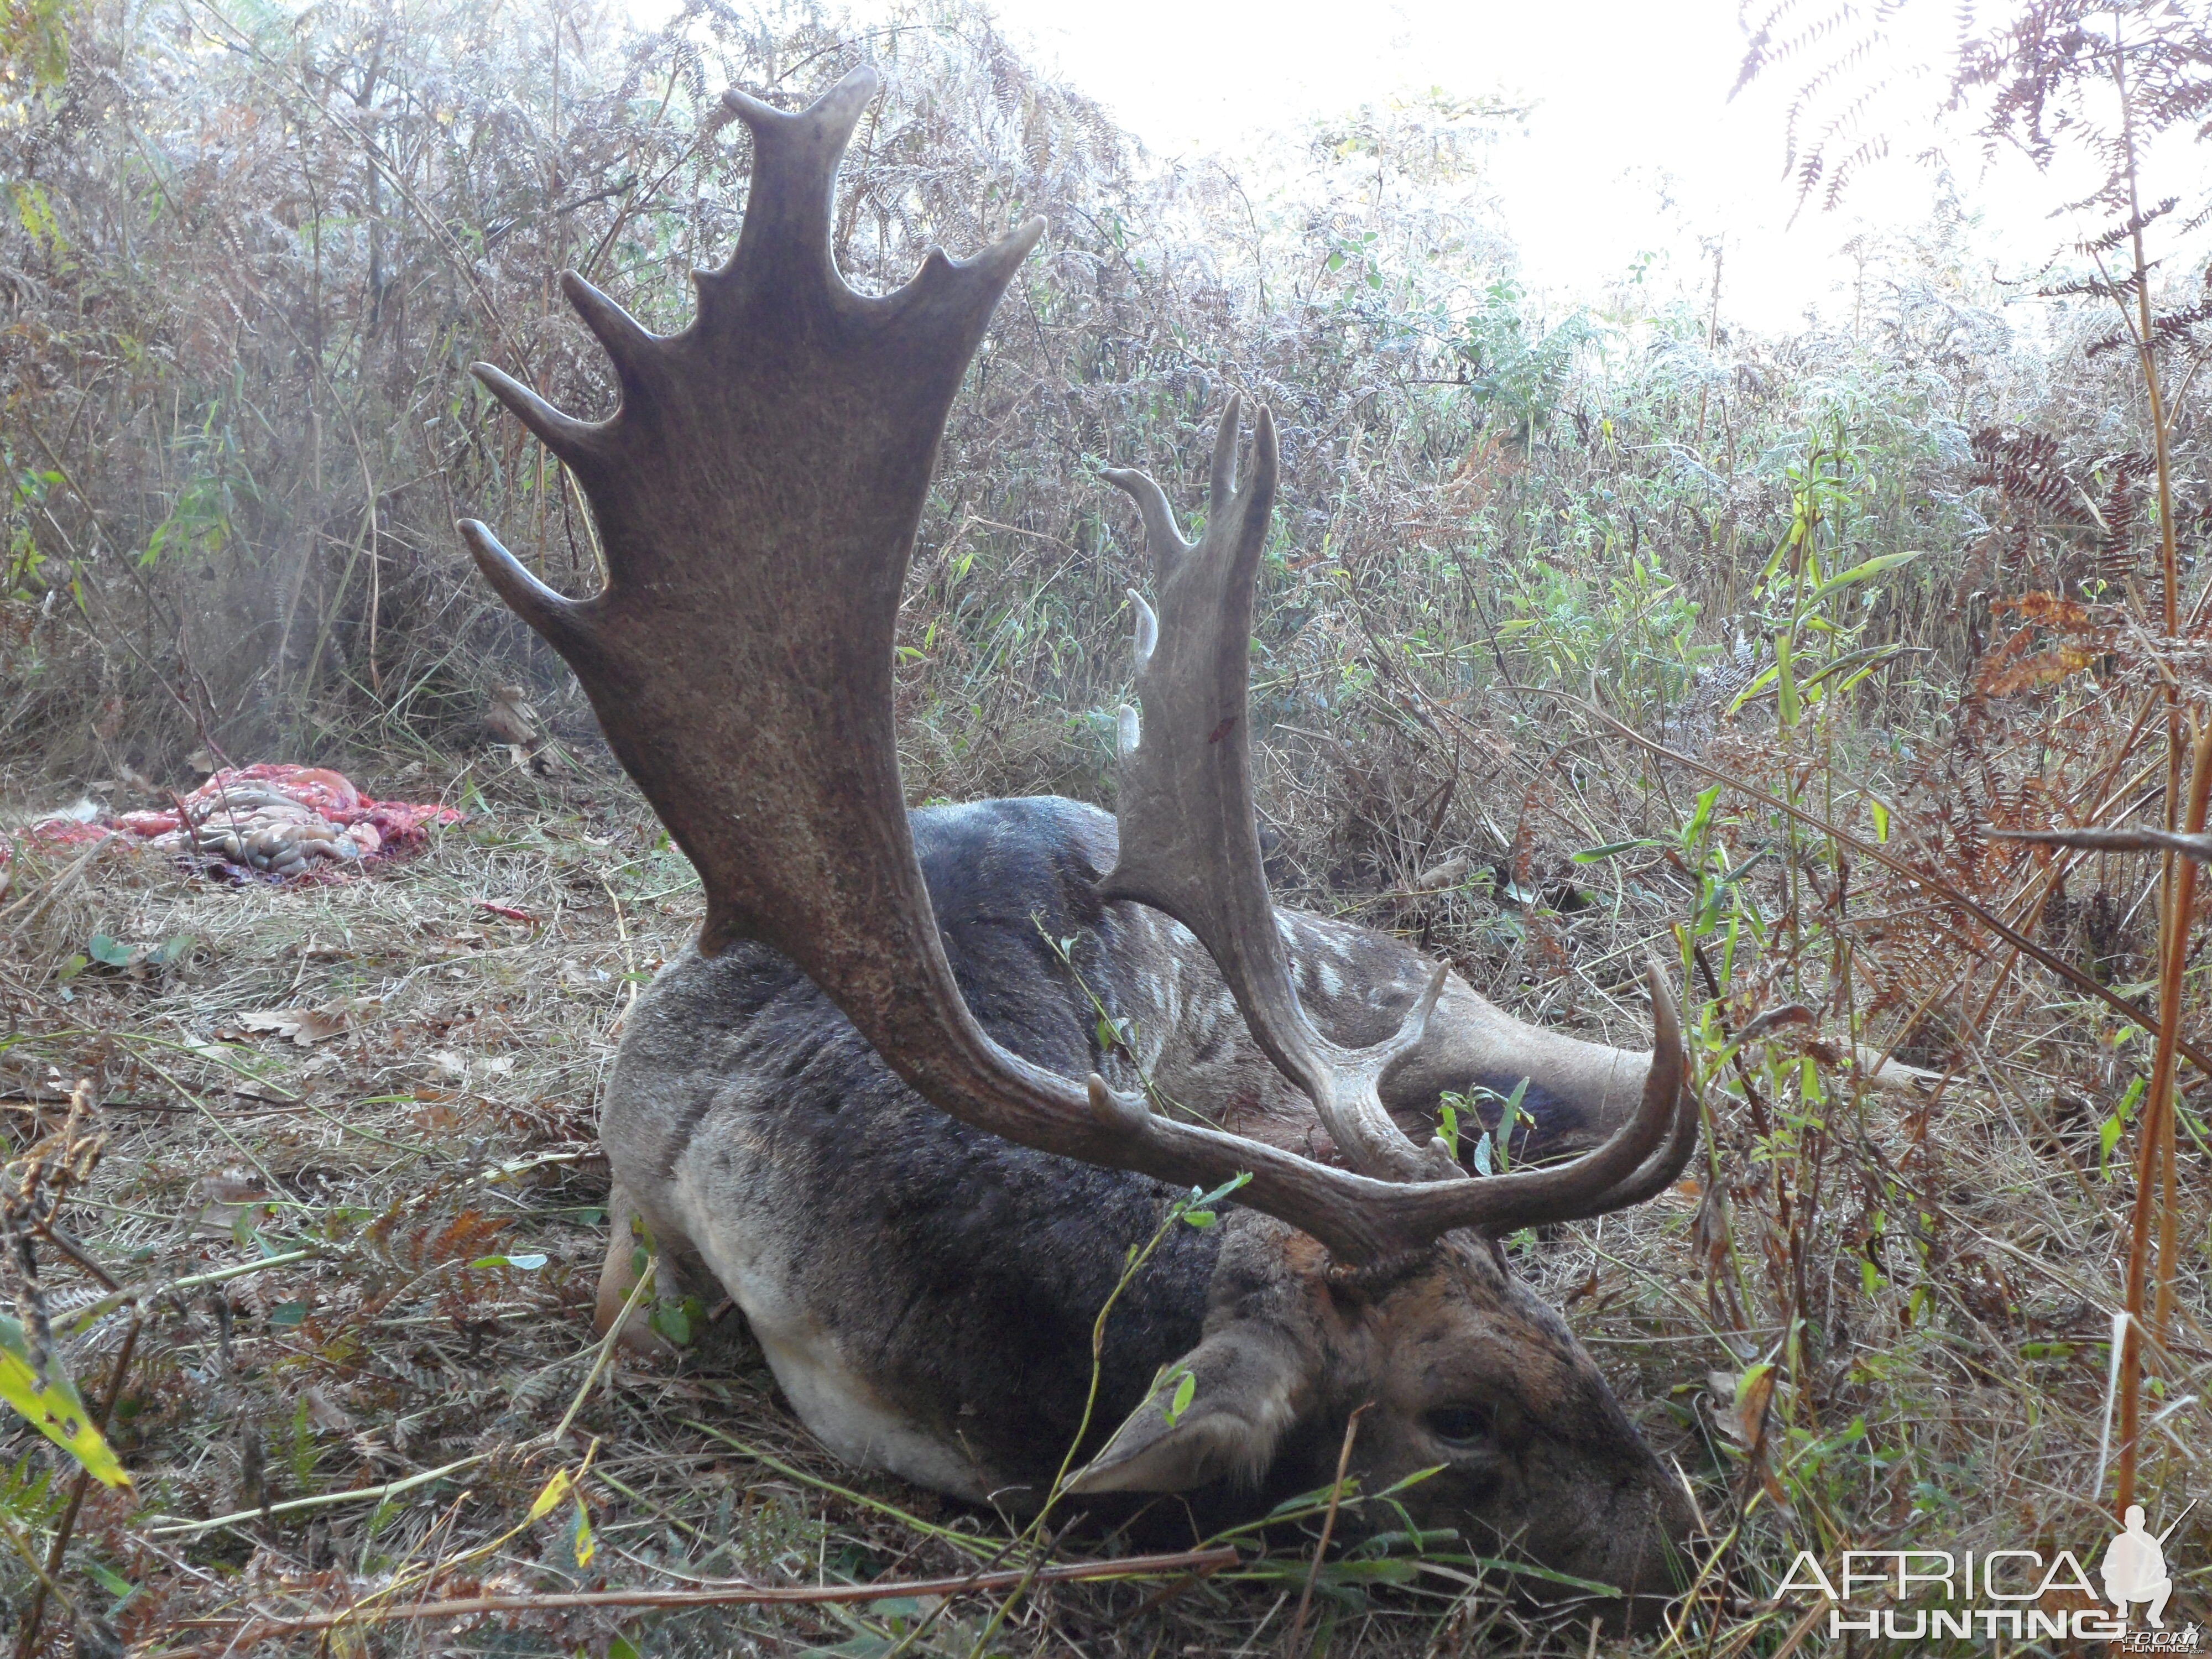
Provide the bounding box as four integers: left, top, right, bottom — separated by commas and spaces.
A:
0, 1313, 130, 1488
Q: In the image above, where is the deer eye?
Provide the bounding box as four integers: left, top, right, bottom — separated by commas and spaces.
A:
1427, 1405, 1494, 1447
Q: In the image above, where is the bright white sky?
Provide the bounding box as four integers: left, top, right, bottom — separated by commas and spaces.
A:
845, 0, 2159, 332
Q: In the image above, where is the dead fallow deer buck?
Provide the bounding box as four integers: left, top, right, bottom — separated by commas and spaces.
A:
457, 66, 1700, 1625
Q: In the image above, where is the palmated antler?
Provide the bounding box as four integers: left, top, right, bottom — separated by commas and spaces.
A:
460, 66, 1692, 1262
1103, 403, 1695, 1208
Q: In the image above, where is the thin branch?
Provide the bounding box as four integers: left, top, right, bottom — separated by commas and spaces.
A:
1542, 689, 2212, 1080
1991, 825, 2212, 860
184, 1547, 1241, 1635
1286, 1402, 1370, 1658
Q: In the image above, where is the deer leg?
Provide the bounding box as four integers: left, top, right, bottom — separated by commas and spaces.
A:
596, 1183, 678, 1360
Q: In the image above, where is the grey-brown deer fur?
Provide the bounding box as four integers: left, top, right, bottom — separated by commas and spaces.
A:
598, 796, 1693, 1615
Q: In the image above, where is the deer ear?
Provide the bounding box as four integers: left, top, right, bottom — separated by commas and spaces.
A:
1068, 1327, 1313, 1494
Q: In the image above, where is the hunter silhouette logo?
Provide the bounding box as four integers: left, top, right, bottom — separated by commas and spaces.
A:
2104, 1503, 2190, 1629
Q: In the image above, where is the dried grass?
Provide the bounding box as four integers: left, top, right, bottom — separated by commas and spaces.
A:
0, 720, 2203, 1655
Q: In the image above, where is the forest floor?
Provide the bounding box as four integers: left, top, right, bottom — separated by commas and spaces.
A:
0, 758, 2203, 1657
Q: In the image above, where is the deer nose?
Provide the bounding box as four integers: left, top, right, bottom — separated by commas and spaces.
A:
1604, 1478, 1699, 1630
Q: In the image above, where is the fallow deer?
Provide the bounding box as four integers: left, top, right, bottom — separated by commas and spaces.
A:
458, 66, 1702, 1626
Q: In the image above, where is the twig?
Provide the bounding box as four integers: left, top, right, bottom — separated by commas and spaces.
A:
2116, 718, 2212, 1511
62, 1247, 321, 1339
186, 1546, 1241, 1635
1286, 1401, 1370, 1658
25, 1219, 119, 1293
1992, 824, 2212, 862
143, 1453, 488, 1537
1545, 688, 2212, 1078
0, 1092, 300, 1116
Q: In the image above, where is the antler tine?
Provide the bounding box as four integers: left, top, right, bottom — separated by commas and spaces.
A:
560, 272, 658, 388
708, 67, 1045, 340
457, 520, 592, 655
471, 362, 605, 473
1125, 589, 1159, 674
1453, 959, 1692, 1234
1208, 391, 1243, 509
1099, 402, 1452, 1183
707, 69, 881, 312
1102, 467, 1195, 585
1514, 1049, 1700, 1229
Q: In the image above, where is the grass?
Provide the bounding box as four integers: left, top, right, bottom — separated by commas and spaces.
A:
0, 728, 2205, 1657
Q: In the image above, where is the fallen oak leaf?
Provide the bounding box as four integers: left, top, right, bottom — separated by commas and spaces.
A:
1707, 1364, 1790, 1511
1705, 1364, 1781, 1455
1411, 853, 1470, 893
238, 1004, 349, 1046
300, 1385, 354, 1434
185, 1167, 274, 1237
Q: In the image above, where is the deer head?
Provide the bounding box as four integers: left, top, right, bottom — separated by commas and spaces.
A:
462, 64, 1699, 1624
